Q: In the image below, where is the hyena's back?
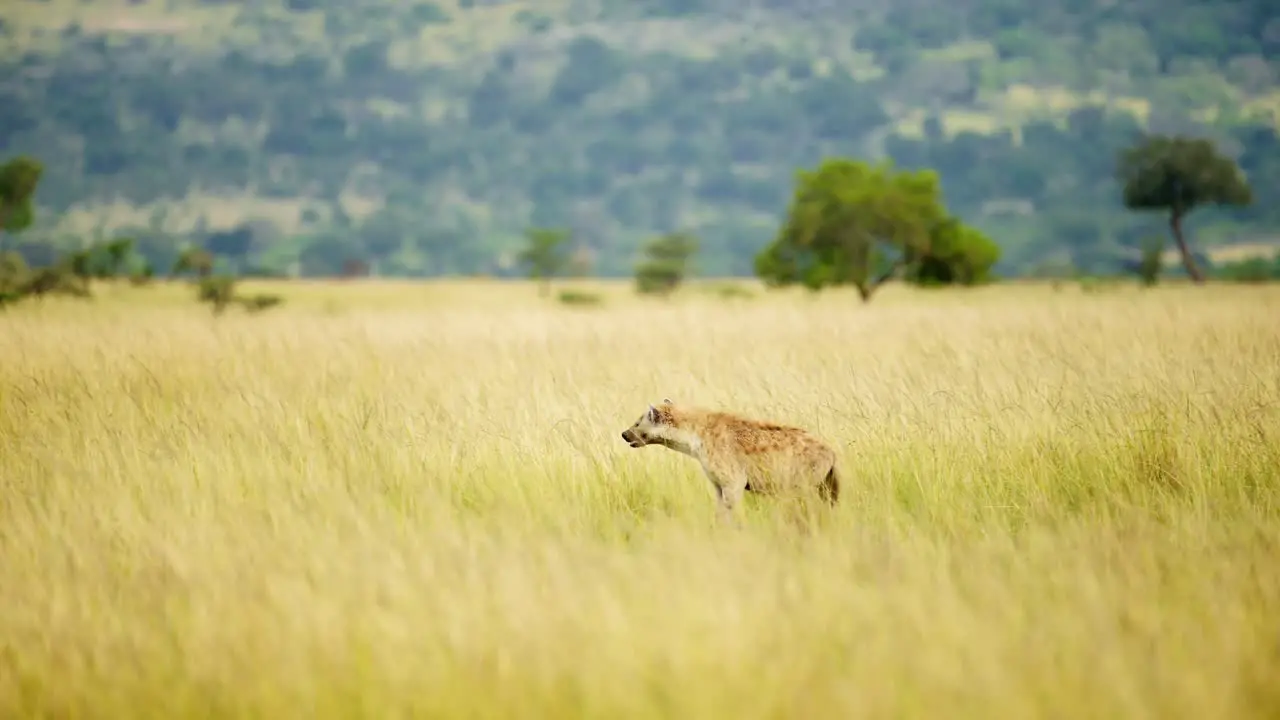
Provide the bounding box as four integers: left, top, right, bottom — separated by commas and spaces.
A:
702, 412, 840, 501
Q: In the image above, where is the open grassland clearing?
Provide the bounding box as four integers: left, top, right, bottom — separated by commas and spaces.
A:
2, 281, 1279, 718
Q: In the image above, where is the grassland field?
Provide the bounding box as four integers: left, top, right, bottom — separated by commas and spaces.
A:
2, 279, 1279, 718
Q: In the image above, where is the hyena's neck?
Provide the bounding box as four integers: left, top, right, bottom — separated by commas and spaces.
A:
654, 423, 705, 460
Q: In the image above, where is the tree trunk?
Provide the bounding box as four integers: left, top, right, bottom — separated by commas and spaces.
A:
1169, 210, 1204, 284
855, 261, 902, 303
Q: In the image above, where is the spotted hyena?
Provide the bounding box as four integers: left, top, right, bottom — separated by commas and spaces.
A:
620, 399, 840, 522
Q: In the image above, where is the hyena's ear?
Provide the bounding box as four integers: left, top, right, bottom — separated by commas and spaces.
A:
647, 404, 659, 422
662, 397, 673, 405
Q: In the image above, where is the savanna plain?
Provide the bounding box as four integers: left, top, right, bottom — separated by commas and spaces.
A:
2, 279, 1279, 719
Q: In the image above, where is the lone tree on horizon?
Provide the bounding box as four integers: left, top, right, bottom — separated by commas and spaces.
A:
635, 231, 698, 297
1116, 134, 1252, 284
518, 227, 571, 298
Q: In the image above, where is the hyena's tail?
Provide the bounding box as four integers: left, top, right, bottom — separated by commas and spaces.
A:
820, 464, 840, 504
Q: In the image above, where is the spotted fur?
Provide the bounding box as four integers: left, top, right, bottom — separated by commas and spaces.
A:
620, 399, 840, 522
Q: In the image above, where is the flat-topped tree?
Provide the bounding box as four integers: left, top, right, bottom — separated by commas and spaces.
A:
1117, 134, 1252, 284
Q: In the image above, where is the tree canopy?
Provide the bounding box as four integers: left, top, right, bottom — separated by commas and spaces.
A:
755, 158, 999, 301
0, 156, 42, 236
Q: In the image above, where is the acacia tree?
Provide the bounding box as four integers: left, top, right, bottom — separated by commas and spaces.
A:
1116, 134, 1253, 284
754, 158, 951, 302
635, 231, 698, 297
0, 156, 43, 247
518, 227, 571, 297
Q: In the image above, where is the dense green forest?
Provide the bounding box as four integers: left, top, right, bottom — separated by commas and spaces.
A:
1, 0, 1278, 278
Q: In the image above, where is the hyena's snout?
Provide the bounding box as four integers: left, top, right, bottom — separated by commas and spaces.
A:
621, 428, 644, 447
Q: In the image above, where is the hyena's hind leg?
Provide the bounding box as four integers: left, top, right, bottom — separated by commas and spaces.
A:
773, 459, 840, 534
776, 462, 841, 536
819, 463, 840, 505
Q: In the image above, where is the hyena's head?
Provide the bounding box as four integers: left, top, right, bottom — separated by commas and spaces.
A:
620, 398, 676, 449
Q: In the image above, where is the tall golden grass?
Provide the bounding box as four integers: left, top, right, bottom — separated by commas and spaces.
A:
2, 280, 1279, 718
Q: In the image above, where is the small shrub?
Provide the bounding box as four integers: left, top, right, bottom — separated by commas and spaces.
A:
0, 252, 93, 306
1137, 236, 1164, 287
557, 289, 602, 307
709, 282, 755, 300
237, 294, 285, 313
197, 275, 237, 314
635, 271, 678, 296
0, 251, 29, 307
1078, 277, 1103, 293
0, 250, 29, 278
129, 263, 155, 286
194, 275, 285, 315
25, 266, 91, 299
1079, 276, 1125, 294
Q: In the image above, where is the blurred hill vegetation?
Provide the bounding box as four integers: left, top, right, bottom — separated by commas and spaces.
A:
1, 0, 1278, 277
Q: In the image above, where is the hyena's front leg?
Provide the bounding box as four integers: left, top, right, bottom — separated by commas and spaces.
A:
711, 471, 748, 527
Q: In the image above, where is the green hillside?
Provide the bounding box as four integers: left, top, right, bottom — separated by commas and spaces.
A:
1, 0, 1278, 277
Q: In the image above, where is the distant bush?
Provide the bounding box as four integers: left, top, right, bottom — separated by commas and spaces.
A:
1136, 236, 1164, 287
195, 274, 286, 315
557, 289, 602, 307
237, 293, 286, 312
0, 251, 29, 307
23, 264, 92, 300
1214, 251, 1280, 284
0, 238, 142, 308
1078, 276, 1127, 293
197, 275, 238, 314
129, 263, 155, 286
708, 282, 755, 300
